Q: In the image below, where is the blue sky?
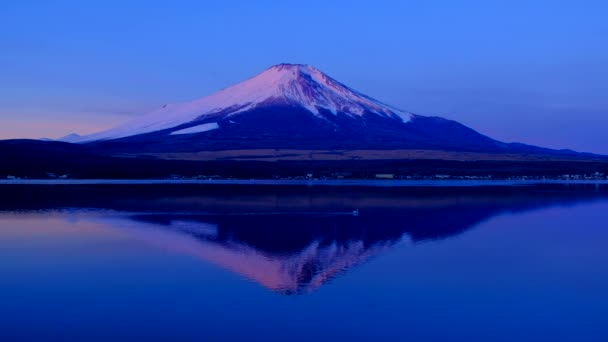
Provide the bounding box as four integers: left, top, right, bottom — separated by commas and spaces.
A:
1, 0, 607, 152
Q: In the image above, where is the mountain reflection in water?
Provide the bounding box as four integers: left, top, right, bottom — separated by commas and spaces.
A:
2, 183, 608, 295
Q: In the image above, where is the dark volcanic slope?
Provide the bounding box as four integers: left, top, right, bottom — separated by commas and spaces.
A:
88, 110, 594, 158
88, 110, 507, 153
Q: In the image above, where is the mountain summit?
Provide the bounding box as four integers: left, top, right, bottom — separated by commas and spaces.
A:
74, 64, 583, 157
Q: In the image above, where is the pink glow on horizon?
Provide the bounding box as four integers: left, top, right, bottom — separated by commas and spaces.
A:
0, 112, 128, 140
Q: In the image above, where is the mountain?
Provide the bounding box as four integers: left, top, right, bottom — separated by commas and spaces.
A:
80, 63, 410, 142
2, 64, 606, 179
73, 63, 581, 157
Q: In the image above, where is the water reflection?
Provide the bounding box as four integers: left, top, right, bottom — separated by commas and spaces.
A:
110, 214, 397, 295
2, 183, 608, 295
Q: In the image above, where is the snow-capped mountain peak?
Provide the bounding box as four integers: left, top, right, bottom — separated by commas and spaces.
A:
78, 63, 412, 142
251, 63, 409, 117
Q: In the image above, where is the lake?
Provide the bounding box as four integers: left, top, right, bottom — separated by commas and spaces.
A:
1, 183, 607, 341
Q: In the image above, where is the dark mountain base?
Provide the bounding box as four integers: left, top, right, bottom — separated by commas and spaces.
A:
1, 140, 607, 179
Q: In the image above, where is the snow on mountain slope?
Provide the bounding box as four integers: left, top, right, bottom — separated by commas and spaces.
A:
170, 122, 219, 135
77, 64, 412, 142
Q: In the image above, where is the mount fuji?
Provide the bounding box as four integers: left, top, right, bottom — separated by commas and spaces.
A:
2, 64, 606, 179
66, 63, 587, 158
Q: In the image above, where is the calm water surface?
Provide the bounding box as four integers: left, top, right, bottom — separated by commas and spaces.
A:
1, 183, 607, 341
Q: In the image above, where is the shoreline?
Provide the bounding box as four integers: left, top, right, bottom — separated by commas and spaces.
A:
1, 179, 608, 187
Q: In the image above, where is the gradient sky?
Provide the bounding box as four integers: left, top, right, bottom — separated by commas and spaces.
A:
1, 0, 607, 153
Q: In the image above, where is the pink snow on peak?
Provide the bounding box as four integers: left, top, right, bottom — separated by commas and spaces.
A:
250, 63, 409, 117
78, 64, 412, 142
